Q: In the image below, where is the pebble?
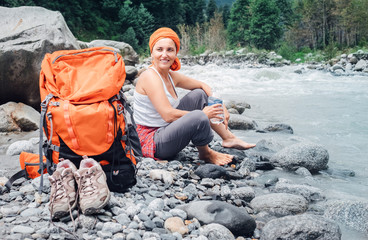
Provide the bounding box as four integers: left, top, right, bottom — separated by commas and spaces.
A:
164, 217, 189, 235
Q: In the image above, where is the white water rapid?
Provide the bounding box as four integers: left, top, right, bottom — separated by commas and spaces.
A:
180, 64, 368, 240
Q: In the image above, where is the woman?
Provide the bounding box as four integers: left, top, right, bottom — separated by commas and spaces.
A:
133, 27, 255, 166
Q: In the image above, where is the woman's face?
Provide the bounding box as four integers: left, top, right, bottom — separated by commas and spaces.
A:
151, 38, 177, 70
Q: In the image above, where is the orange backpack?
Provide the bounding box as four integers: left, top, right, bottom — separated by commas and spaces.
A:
6, 47, 141, 193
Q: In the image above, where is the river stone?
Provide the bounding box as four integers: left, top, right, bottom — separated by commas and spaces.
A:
270, 142, 329, 172
0, 6, 79, 109
323, 200, 368, 233
177, 200, 256, 237
102, 222, 123, 234
250, 193, 308, 217
0, 102, 40, 132
272, 182, 325, 202
164, 217, 189, 235
149, 169, 174, 185
201, 223, 235, 240
230, 187, 255, 202
260, 214, 341, 240
228, 114, 257, 130
0, 107, 19, 132
194, 164, 228, 179
125, 66, 138, 81
87, 40, 138, 66
6, 140, 34, 156
11, 225, 35, 235
263, 123, 293, 134
224, 100, 250, 114
353, 59, 367, 71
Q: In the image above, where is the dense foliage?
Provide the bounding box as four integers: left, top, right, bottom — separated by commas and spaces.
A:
1, 0, 367, 57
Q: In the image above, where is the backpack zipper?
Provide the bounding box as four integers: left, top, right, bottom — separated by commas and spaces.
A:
52, 49, 118, 64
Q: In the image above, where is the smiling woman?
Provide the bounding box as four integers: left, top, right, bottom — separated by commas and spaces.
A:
133, 27, 255, 166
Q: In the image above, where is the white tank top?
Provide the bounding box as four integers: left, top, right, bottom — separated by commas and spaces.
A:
133, 67, 180, 127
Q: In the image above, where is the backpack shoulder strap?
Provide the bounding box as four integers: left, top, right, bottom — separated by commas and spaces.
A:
4, 170, 27, 191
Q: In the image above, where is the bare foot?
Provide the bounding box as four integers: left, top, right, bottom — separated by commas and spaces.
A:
222, 137, 256, 150
198, 148, 234, 166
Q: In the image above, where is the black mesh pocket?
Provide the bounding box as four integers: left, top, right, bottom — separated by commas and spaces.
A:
102, 161, 137, 193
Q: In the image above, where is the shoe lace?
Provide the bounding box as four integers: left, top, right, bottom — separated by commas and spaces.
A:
49, 173, 80, 240
78, 169, 97, 197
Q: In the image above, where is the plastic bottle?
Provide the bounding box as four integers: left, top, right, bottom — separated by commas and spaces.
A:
207, 95, 224, 124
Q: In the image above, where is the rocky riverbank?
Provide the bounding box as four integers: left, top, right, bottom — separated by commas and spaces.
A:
2, 80, 368, 240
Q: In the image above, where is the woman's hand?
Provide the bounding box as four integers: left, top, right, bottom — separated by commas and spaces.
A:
203, 104, 224, 120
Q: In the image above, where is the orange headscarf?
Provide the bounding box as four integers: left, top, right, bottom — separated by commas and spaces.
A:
149, 27, 181, 71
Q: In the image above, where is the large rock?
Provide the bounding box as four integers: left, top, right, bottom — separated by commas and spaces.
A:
250, 193, 308, 217
323, 200, 368, 233
353, 59, 367, 71
260, 214, 341, 240
270, 142, 329, 173
0, 6, 79, 109
228, 114, 257, 130
272, 182, 325, 202
177, 200, 256, 237
87, 40, 139, 66
0, 102, 40, 132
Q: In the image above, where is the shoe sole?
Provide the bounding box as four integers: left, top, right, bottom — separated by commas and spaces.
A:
52, 211, 68, 220
83, 190, 111, 215
51, 201, 77, 220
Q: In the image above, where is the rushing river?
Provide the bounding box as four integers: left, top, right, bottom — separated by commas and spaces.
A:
180, 64, 368, 239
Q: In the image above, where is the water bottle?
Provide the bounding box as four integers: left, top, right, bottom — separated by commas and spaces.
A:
207, 96, 224, 124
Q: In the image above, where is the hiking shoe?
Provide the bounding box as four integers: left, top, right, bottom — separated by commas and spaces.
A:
74, 156, 110, 215
48, 159, 78, 220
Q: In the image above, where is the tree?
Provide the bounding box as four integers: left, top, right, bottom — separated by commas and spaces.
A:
219, 4, 231, 27
207, 0, 218, 20
182, 0, 205, 25
227, 0, 252, 47
117, 2, 154, 53
249, 0, 282, 50
275, 0, 295, 31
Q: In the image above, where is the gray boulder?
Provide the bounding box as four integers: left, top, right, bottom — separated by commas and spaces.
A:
260, 214, 341, 240
323, 200, 368, 233
272, 182, 325, 202
263, 123, 293, 134
230, 186, 255, 202
200, 223, 235, 240
0, 6, 79, 109
228, 114, 257, 130
87, 40, 139, 66
194, 164, 227, 179
224, 100, 250, 114
0, 102, 40, 132
6, 140, 34, 156
125, 65, 138, 81
177, 200, 256, 237
353, 59, 367, 71
250, 193, 308, 217
270, 142, 329, 173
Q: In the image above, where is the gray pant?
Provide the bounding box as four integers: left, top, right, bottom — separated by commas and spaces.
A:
154, 89, 213, 159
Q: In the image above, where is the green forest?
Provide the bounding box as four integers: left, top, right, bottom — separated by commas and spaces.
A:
2, 0, 368, 61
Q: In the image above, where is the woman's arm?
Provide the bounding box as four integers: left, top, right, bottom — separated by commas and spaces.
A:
171, 71, 212, 97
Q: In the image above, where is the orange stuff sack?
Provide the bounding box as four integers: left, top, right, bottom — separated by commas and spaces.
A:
5, 152, 47, 190
38, 47, 141, 193
19, 152, 47, 179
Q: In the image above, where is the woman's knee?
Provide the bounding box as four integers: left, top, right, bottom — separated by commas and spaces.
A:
191, 89, 208, 100
189, 110, 210, 127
